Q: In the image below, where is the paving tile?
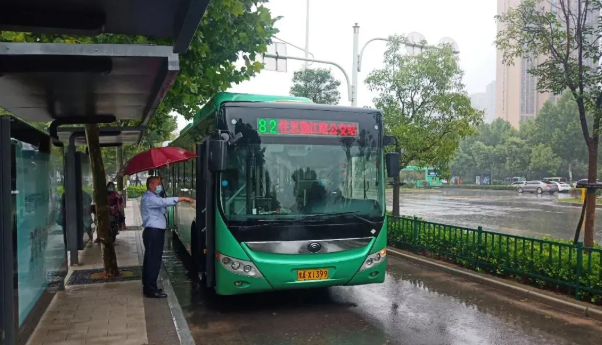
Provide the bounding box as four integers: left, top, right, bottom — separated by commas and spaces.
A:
24, 218, 179, 345
85, 335, 127, 344
65, 330, 109, 340
43, 340, 86, 345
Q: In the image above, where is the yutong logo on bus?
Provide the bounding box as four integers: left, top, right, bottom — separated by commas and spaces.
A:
308, 242, 322, 253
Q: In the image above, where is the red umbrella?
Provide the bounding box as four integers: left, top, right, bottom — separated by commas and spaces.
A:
122, 147, 196, 175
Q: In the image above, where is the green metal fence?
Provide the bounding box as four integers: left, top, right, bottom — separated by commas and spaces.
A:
388, 216, 602, 302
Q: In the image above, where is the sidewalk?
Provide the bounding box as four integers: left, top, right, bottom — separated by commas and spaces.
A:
26, 199, 186, 345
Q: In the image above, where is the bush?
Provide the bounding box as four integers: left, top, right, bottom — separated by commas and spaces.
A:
387, 216, 602, 304
127, 185, 147, 198
442, 184, 516, 191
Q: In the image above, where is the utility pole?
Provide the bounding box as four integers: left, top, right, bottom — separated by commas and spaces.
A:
305, 0, 310, 68
352, 23, 360, 107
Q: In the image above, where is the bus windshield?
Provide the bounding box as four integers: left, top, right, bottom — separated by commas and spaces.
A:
220, 142, 383, 221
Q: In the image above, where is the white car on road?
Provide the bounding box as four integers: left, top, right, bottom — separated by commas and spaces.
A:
550, 181, 571, 193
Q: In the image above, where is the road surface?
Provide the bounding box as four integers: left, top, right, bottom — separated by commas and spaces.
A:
389, 188, 602, 243
162, 234, 602, 345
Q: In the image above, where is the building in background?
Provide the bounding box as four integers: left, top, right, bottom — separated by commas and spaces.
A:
470, 92, 488, 120
486, 81, 496, 123
496, 0, 550, 128
495, 0, 598, 128
470, 80, 496, 123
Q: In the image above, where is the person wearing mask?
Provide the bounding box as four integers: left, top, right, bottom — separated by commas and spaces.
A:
141, 176, 193, 298
107, 182, 124, 235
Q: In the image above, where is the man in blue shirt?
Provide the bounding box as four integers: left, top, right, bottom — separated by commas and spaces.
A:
141, 176, 193, 298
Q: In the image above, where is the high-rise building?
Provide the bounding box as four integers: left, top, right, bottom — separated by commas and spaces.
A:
486, 81, 496, 123
470, 81, 497, 123
495, 0, 598, 128
496, 0, 550, 128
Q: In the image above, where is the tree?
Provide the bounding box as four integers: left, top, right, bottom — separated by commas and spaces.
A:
534, 92, 589, 181
496, 0, 600, 246
0, 0, 279, 274
529, 144, 561, 178
471, 141, 495, 173
449, 150, 474, 180
478, 119, 518, 147
502, 137, 531, 176
290, 68, 341, 104
365, 35, 483, 215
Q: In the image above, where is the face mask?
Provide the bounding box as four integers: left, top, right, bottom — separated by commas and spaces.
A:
155, 185, 163, 195
319, 179, 329, 186
108, 188, 114, 192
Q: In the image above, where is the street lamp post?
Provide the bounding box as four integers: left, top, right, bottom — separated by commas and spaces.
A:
350, 24, 459, 107
264, 52, 353, 103
305, 0, 310, 68
350, 24, 459, 215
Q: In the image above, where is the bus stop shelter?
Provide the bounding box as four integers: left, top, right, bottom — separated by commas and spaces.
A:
56, 126, 145, 267
0, 1, 209, 344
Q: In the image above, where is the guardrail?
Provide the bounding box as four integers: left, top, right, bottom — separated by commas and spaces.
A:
388, 216, 602, 304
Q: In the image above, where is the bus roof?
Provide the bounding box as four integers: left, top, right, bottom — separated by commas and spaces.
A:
193, 92, 313, 124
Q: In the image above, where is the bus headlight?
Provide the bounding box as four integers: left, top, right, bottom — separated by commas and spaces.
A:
359, 249, 386, 272
218, 253, 264, 278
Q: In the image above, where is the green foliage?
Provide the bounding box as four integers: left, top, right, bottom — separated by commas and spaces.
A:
388, 216, 602, 304
451, 92, 590, 181
126, 185, 147, 198
442, 184, 516, 191
365, 35, 483, 171
529, 144, 561, 178
289, 68, 341, 105
159, 0, 278, 120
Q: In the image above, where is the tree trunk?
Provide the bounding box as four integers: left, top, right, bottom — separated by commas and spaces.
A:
116, 146, 126, 207
584, 149, 597, 248
116, 146, 124, 191
568, 162, 573, 182
86, 123, 119, 277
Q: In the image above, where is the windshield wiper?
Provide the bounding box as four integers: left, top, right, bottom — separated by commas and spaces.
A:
236, 212, 379, 231
301, 212, 377, 226
236, 219, 297, 231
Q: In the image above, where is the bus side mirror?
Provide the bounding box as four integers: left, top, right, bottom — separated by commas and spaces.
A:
383, 135, 396, 147
208, 140, 227, 172
385, 152, 400, 178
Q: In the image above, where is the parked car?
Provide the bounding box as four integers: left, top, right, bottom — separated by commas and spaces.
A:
572, 179, 602, 188
517, 181, 558, 194
549, 181, 571, 193
512, 181, 526, 186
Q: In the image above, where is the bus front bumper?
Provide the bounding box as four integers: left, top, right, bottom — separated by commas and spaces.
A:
214, 246, 386, 295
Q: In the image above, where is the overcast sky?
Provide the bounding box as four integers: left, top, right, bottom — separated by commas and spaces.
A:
175, 0, 497, 132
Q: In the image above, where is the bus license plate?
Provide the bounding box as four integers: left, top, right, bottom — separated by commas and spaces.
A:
297, 269, 329, 281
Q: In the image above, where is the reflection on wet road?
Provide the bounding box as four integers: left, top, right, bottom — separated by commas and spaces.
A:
389, 189, 602, 242
163, 234, 602, 345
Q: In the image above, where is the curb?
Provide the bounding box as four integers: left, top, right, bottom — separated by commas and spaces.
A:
554, 201, 602, 209
133, 214, 195, 345
159, 264, 196, 345
387, 247, 602, 322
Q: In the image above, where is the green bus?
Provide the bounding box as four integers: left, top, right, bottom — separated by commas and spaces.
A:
161, 92, 399, 295
399, 166, 443, 187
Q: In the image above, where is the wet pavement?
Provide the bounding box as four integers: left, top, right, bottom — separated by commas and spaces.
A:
390, 189, 602, 243
162, 232, 602, 345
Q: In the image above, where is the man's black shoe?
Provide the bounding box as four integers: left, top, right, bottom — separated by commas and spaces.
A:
144, 291, 167, 298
